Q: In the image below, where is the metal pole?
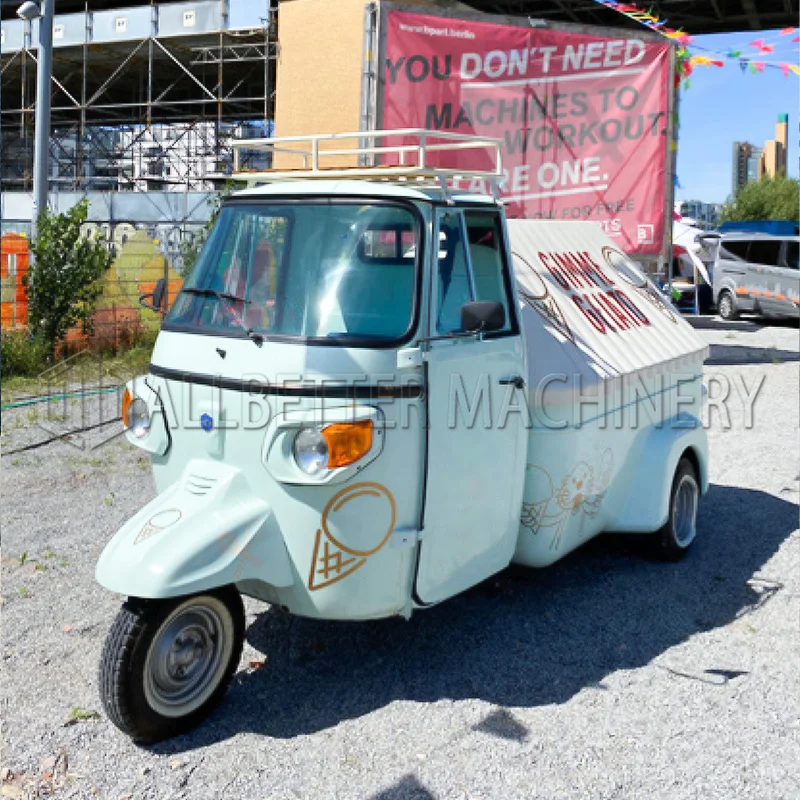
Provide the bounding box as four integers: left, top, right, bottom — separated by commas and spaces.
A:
32, 0, 54, 237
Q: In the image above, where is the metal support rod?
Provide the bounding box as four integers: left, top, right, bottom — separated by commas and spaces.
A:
32, 0, 54, 233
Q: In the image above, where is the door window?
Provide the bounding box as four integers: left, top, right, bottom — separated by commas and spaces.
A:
747, 239, 782, 267
434, 210, 472, 335
464, 211, 514, 334
781, 241, 799, 270
719, 240, 750, 260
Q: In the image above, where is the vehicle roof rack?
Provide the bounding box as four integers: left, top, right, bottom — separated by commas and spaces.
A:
230, 129, 504, 201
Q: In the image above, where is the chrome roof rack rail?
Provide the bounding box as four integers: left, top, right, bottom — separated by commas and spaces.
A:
229, 129, 504, 191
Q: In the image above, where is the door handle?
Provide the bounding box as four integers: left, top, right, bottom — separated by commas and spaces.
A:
499, 376, 525, 389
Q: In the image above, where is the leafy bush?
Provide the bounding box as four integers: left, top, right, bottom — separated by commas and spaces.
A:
26, 199, 113, 358
0, 330, 51, 377
721, 175, 800, 223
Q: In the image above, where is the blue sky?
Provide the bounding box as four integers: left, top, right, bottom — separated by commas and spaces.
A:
675, 29, 799, 204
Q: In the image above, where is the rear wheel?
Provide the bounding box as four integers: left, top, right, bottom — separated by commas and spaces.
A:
718, 290, 738, 321
99, 587, 244, 743
652, 457, 700, 561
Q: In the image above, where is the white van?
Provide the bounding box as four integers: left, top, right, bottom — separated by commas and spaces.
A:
95, 131, 710, 742
714, 233, 800, 320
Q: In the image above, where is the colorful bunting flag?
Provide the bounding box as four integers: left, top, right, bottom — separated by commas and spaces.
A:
588, 0, 800, 83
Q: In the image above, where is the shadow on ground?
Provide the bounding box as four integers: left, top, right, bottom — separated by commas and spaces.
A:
706, 344, 800, 365
151, 484, 797, 753
686, 315, 799, 331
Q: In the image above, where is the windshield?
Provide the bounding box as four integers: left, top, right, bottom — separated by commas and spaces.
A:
166, 201, 420, 343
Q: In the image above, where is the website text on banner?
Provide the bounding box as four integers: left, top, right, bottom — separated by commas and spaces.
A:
382, 11, 672, 256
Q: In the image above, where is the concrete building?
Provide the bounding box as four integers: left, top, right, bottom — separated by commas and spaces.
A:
731, 141, 763, 194
675, 200, 723, 230
759, 113, 789, 179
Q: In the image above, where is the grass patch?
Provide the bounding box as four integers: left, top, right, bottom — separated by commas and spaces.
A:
1, 341, 155, 405
65, 707, 101, 725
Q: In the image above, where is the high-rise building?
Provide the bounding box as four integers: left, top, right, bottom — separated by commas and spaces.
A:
760, 113, 789, 179
732, 142, 762, 194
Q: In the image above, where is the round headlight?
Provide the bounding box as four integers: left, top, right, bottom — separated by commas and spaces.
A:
293, 428, 329, 475
128, 398, 151, 439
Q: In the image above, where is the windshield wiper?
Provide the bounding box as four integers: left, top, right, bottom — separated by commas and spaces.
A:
182, 287, 250, 305
182, 287, 265, 347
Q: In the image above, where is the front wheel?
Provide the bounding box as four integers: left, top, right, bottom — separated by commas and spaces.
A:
652, 457, 700, 561
717, 290, 738, 321
99, 587, 245, 743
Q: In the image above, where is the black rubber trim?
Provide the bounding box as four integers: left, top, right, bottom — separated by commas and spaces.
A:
411, 358, 433, 608
148, 363, 424, 399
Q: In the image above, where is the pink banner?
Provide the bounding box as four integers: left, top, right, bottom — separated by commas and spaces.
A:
382, 11, 673, 255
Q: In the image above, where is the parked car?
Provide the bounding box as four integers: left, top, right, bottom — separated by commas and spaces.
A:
713, 233, 800, 321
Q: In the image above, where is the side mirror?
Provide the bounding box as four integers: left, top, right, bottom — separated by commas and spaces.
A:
139, 277, 167, 313
460, 300, 505, 334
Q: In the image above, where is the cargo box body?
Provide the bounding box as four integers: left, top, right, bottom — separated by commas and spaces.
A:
507, 220, 708, 566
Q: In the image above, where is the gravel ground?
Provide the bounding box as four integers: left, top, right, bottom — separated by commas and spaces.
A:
2, 318, 798, 800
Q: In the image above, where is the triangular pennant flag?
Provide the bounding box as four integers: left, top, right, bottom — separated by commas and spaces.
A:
749, 39, 765, 49
753, 62, 765, 72
781, 63, 790, 78
788, 64, 800, 76
748, 62, 758, 74
760, 44, 774, 54
727, 49, 741, 58
740, 59, 748, 73
793, 36, 800, 43
780, 27, 795, 35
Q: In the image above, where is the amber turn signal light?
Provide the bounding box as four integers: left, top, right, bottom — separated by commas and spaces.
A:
322, 419, 374, 468
121, 387, 133, 429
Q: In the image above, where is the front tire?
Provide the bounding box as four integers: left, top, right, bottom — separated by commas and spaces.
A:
652, 457, 700, 561
718, 290, 738, 321
99, 587, 245, 743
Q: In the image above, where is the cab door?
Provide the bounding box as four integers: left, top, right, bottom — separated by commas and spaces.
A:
415, 208, 526, 605
774, 239, 800, 316
748, 238, 784, 315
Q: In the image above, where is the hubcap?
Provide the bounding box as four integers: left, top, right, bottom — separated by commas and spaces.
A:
672, 474, 699, 548
143, 597, 233, 718
720, 294, 732, 318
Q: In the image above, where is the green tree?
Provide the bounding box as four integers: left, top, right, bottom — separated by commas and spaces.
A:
721, 175, 800, 223
25, 199, 113, 358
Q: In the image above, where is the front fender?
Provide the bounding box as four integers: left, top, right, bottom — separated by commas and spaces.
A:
96, 459, 295, 598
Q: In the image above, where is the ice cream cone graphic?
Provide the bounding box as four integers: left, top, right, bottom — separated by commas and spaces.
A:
134, 508, 182, 545
520, 465, 554, 535
308, 482, 396, 591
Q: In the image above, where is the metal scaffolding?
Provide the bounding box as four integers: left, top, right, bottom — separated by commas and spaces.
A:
0, 0, 277, 193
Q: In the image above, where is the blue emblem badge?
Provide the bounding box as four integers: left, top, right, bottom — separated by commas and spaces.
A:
200, 413, 214, 432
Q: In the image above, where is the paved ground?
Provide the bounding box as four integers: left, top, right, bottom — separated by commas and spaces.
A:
1, 317, 798, 800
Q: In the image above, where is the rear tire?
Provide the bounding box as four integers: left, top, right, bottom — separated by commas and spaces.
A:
99, 586, 244, 743
718, 290, 738, 321
652, 457, 700, 561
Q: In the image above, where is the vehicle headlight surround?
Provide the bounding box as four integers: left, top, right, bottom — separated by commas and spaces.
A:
293, 428, 330, 475
292, 420, 374, 476
122, 388, 151, 439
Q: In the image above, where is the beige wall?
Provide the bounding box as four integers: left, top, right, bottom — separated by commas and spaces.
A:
274, 0, 367, 168
274, 0, 471, 169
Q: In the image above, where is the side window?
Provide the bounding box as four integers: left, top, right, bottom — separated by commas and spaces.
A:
720, 240, 750, 260
465, 211, 514, 334
748, 239, 782, 267
781, 241, 799, 270
435, 211, 472, 335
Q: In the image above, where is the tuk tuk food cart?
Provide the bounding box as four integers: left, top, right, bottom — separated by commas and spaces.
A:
97, 132, 708, 742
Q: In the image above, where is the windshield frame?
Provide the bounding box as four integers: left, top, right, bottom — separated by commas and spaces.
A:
163, 196, 426, 349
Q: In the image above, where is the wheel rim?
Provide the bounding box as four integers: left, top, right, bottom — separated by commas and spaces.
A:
720, 294, 732, 318
143, 596, 234, 718
672, 474, 699, 548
